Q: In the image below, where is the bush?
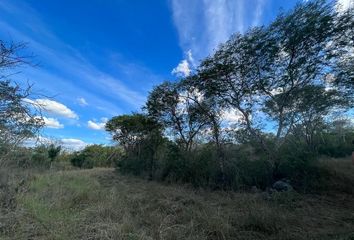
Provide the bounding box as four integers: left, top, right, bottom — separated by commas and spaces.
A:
109, 118, 353, 191
318, 132, 354, 158
179, 145, 219, 187
30, 145, 51, 169
234, 159, 273, 190
117, 141, 275, 190
69, 145, 118, 169
70, 153, 92, 169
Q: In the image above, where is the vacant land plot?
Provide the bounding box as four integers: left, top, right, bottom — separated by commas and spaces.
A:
1, 158, 354, 240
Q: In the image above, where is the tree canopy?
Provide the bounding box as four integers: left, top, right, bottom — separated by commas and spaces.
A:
0, 41, 44, 165
105, 0, 354, 188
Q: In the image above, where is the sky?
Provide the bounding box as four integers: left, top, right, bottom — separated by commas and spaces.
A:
0, 0, 351, 150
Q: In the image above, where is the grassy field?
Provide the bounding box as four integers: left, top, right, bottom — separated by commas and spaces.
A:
1, 158, 354, 240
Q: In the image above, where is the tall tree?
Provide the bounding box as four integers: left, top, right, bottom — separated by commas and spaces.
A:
0, 40, 44, 165
48, 144, 61, 163
179, 76, 227, 182
146, 81, 208, 152
198, 28, 269, 152
196, 0, 352, 161
331, 5, 354, 99
105, 113, 160, 151
106, 113, 163, 179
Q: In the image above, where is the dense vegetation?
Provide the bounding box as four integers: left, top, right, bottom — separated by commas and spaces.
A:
0, 0, 352, 191
104, 0, 354, 191
1, 1, 354, 239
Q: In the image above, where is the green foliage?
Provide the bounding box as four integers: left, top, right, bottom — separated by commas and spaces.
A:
47, 144, 61, 162
318, 133, 354, 158
317, 122, 354, 158
70, 152, 91, 169
0, 41, 44, 165
10, 147, 33, 169
69, 144, 119, 169
106, 113, 161, 150
106, 113, 164, 178
31, 145, 51, 169
116, 141, 274, 190
4, 144, 63, 169
0, 80, 43, 140
146, 81, 210, 151
196, 0, 352, 158
103, 0, 354, 191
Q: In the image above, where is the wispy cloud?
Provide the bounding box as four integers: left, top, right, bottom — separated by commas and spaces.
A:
77, 97, 88, 106
0, 0, 154, 112
203, 0, 244, 53
170, 0, 266, 61
252, 0, 266, 27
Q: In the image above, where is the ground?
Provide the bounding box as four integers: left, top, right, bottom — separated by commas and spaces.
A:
1, 158, 354, 240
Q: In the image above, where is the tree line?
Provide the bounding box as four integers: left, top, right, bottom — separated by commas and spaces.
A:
0, 0, 353, 191
105, 0, 354, 190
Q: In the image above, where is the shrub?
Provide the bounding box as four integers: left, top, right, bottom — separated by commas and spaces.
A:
318, 132, 354, 158
30, 145, 51, 169
70, 153, 92, 169
69, 145, 120, 169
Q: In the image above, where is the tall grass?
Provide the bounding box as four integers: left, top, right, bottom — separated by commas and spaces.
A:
2, 159, 354, 239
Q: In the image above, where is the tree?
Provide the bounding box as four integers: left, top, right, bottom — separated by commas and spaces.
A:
106, 113, 160, 151
331, 5, 354, 99
70, 152, 88, 169
197, 28, 269, 153
0, 40, 44, 165
146, 81, 209, 152
196, 0, 352, 163
47, 144, 61, 163
259, 0, 345, 143
317, 118, 354, 157
75, 144, 120, 167
106, 113, 163, 178
265, 85, 346, 151
179, 76, 227, 182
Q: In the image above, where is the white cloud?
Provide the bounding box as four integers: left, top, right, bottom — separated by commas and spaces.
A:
77, 97, 88, 106
23, 136, 90, 151
172, 59, 191, 77
87, 117, 108, 130
336, 0, 354, 12
172, 49, 196, 77
60, 138, 90, 151
23, 136, 54, 147
42, 116, 64, 129
222, 109, 245, 123
171, 0, 265, 60
25, 98, 78, 119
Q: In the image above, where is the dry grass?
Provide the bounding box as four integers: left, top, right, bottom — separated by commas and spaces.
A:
1, 157, 354, 240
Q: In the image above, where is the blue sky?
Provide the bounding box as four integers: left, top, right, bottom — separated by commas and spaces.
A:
0, 0, 316, 150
